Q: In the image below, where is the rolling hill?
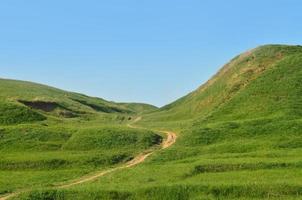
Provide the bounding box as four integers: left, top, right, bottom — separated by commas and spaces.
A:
1, 44, 302, 200
122, 44, 302, 199
0, 78, 162, 199
0, 78, 158, 124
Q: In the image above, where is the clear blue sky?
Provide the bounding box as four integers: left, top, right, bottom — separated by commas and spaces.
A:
1, 0, 302, 107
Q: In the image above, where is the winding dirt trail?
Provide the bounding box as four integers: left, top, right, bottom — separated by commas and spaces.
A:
0, 117, 177, 200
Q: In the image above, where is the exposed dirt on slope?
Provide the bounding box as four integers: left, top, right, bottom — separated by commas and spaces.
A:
162, 131, 177, 149
18, 100, 60, 112
18, 100, 78, 118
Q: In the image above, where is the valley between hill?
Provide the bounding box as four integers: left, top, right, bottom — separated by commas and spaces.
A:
1, 44, 302, 199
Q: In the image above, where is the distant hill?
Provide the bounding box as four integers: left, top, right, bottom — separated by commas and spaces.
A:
0, 78, 156, 125
2, 45, 302, 200
118, 102, 158, 114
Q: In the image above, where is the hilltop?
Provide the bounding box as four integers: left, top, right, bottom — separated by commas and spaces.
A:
141, 44, 302, 126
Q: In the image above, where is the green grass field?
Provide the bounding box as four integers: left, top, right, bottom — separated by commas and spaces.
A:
0, 122, 162, 194
0, 79, 162, 197
1, 45, 302, 199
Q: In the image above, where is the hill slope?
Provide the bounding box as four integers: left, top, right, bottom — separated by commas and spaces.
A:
94, 44, 302, 199
2, 45, 302, 200
0, 79, 156, 124
0, 79, 162, 198
141, 45, 302, 125
118, 103, 158, 114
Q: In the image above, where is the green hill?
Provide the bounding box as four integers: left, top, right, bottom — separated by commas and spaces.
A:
0, 79, 161, 197
61, 44, 302, 200
117, 44, 302, 199
2, 45, 302, 200
118, 103, 158, 114
0, 78, 157, 124
139, 45, 302, 127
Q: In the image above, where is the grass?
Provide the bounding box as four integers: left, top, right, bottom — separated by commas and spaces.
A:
141, 44, 302, 123
2, 44, 302, 199
0, 103, 46, 125
0, 79, 162, 196
0, 78, 157, 117
0, 124, 161, 194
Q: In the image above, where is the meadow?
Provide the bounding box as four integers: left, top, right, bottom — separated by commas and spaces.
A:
1, 45, 302, 199
0, 79, 161, 198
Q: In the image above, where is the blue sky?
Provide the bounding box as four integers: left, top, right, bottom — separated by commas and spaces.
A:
1, 0, 302, 106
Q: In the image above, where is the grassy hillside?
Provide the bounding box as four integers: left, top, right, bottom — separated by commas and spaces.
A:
3, 44, 302, 200
141, 45, 302, 125
18, 44, 301, 200
0, 79, 158, 123
118, 103, 158, 114
0, 124, 161, 194
0, 79, 162, 197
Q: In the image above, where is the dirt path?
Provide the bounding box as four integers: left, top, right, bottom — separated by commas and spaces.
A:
162, 131, 177, 149
0, 117, 177, 200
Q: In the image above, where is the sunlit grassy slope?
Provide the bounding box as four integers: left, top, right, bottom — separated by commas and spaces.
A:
0, 78, 158, 123
17, 44, 302, 200
117, 103, 158, 114
3, 44, 302, 200
0, 79, 161, 196
140, 45, 302, 126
